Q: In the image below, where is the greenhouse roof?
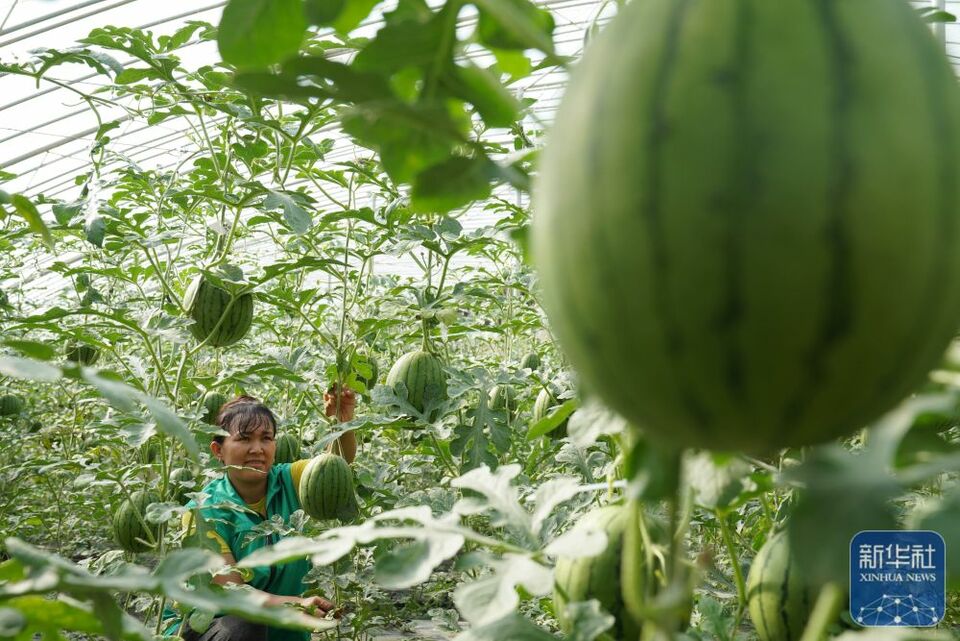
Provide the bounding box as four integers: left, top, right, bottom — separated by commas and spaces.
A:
0, 0, 958, 303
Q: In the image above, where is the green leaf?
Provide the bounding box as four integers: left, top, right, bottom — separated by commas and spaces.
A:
86, 216, 106, 247
374, 540, 436, 589
11, 195, 53, 249
453, 613, 557, 641
411, 156, 496, 213
491, 48, 532, 80
263, 190, 312, 233
451, 465, 531, 536
341, 101, 459, 183
114, 68, 160, 84
0, 596, 151, 641
353, 16, 447, 72
304, 0, 347, 25
442, 64, 519, 128
565, 400, 624, 447
905, 487, 960, 590
0, 356, 62, 382
474, 0, 555, 53
331, 0, 382, 34
1, 340, 56, 361
562, 600, 615, 641
218, 0, 307, 69
685, 452, 753, 511
282, 57, 395, 102
526, 398, 578, 440
51, 202, 81, 225
786, 445, 900, 585
530, 476, 586, 541
453, 555, 552, 625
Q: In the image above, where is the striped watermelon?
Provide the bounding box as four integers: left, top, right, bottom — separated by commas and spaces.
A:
274, 432, 301, 464
143, 441, 161, 463
553, 505, 640, 641
200, 391, 227, 425
113, 490, 161, 553
169, 467, 195, 504
298, 453, 357, 521
385, 350, 447, 418
533, 0, 960, 453
489, 385, 519, 418
185, 275, 254, 348
533, 387, 567, 439
520, 352, 541, 371
747, 531, 816, 641
0, 395, 23, 417
65, 342, 100, 365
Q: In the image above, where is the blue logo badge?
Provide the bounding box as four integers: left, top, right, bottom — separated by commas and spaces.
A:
850, 530, 945, 627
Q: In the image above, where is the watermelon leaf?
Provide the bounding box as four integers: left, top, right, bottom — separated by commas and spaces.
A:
218, 0, 307, 69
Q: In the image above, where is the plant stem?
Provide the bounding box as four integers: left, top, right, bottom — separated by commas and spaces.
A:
798, 582, 844, 641
717, 510, 747, 630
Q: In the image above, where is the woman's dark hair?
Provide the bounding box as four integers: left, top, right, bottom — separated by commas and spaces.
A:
214, 396, 277, 444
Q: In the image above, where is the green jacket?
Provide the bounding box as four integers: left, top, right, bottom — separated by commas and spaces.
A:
164, 463, 312, 641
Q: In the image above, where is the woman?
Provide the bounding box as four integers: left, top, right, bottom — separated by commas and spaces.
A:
165, 386, 357, 641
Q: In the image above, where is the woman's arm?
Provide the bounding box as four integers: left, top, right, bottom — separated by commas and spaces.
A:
324, 386, 357, 464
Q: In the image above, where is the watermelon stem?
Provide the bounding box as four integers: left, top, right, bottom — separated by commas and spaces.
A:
797, 582, 844, 641
716, 510, 747, 630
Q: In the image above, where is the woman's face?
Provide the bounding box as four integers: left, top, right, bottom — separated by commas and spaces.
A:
211, 421, 276, 484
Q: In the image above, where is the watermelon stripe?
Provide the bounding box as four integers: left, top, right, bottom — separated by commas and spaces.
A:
714, 0, 754, 406
637, 0, 714, 433
779, 540, 793, 640
754, 532, 774, 641
779, 0, 855, 441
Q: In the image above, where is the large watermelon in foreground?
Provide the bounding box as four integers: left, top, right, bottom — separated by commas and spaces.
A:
299, 453, 357, 520
747, 531, 816, 641
385, 350, 447, 418
113, 490, 161, 553
185, 274, 254, 348
553, 505, 640, 641
533, 0, 960, 453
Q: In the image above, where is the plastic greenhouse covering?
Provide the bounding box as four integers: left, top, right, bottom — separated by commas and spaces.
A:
0, 0, 631, 305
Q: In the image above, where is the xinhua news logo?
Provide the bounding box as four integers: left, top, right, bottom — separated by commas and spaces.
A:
849, 530, 945, 627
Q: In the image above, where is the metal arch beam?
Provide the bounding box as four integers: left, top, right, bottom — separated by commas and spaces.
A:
0, 106, 91, 146
0, 0, 114, 36
0, 0, 140, 48
0, 1, 226, 93
24, 117, 227, 196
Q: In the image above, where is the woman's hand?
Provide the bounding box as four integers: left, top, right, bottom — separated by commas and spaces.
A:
324, 385, 356, 422
296, 595, 337, 616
